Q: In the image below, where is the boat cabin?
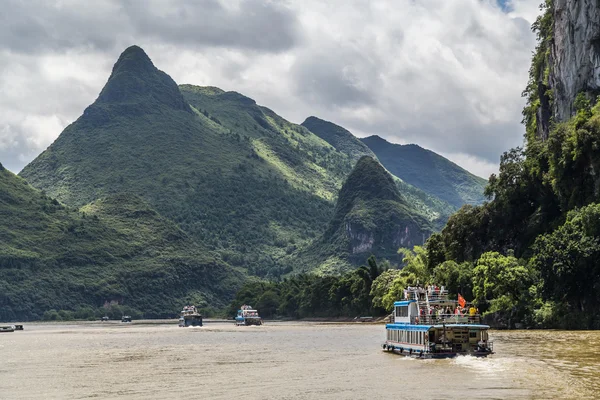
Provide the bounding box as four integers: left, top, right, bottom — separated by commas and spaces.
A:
383, 286, 493, 358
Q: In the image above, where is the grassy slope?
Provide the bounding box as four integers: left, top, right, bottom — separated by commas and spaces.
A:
0, 165, 243, 321
361, 135, 487, 207
293, 157, 432, 274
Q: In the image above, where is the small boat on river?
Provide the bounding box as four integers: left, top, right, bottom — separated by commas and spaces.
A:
235, 305, 262, 326
0, 325, 15, 333
383, 286, 493, 358
179, 305, 203, 327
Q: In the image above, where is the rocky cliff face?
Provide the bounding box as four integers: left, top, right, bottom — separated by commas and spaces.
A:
541, 0, 600, 138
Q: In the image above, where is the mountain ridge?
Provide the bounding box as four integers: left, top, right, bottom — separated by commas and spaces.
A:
360, 134, 488, 207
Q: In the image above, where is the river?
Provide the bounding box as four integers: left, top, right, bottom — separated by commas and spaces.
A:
0, 322, 598, 399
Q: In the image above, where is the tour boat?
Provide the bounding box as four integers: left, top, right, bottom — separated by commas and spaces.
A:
179, 305, 203, 327
382, 286, 493, 358
235, 305, 262, 326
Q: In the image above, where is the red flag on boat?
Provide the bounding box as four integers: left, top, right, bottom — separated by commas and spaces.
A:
458, 293, 466, 308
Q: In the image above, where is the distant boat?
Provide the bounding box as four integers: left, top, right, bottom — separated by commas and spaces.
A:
382, 286, 493, 358
121, 315, 132, 323
0, 325, 15, 333
179, 305, 203, 327
235, 305, 262, 326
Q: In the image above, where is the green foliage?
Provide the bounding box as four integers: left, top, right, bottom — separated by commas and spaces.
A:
229, 257, 386, 318
472, 252, 536, 322
547, 99, 600, 210
531, 204, 600, 327
432, 260, 474, 300
370, 269, 403, 310
398, 246, 429, 282
360, 135, 488, 208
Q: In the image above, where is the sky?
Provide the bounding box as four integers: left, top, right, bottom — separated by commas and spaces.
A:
0, 0, 541, 178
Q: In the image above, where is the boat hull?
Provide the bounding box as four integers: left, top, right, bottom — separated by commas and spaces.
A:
382, 342, 493, 358
183, 316, 203, 327
235, 317, 262, 326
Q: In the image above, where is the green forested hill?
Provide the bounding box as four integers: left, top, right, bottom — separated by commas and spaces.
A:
19, 46, 358, 279
361, 135, 488, 207
0, 164, 243, 321
294, 156, 431, 273
13, 45, 487, 320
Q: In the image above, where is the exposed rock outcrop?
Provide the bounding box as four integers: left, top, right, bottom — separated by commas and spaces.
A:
541, 0, 600, 138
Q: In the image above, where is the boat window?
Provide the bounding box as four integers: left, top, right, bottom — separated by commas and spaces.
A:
469, 331, 477, 338
395, 306, 409, 317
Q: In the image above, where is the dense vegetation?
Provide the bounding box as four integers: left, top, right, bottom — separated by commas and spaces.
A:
293, 156, 431, 274
361, 135, 488, 207
0, 166, 243, 321
416, 1, 600, 328
228, 256, 388, 319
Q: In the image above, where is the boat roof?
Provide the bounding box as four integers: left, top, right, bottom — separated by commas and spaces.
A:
393, 300, 417, 306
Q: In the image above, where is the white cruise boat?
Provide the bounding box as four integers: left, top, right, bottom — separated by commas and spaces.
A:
383, 286, 493, 358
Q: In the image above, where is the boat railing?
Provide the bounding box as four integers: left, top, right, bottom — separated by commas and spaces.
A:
404, 289, 449, 301
427, 291, 449, 301
411, 314, 482, 325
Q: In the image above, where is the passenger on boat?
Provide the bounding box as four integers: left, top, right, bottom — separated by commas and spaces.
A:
469, 306, 476, 316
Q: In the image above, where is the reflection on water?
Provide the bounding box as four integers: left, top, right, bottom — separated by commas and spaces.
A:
0, 322, 598, 399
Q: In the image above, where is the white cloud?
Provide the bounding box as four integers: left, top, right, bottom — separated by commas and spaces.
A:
0, 0, 541, 177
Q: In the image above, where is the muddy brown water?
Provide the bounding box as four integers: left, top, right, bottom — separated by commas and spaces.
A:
0, 321, 598, 399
